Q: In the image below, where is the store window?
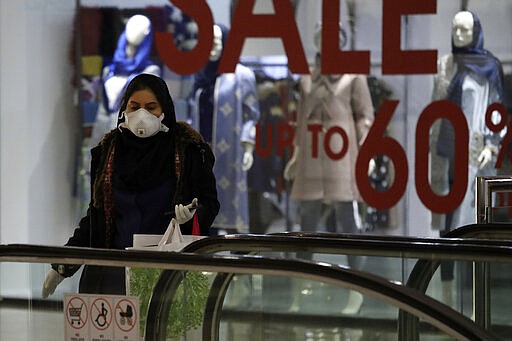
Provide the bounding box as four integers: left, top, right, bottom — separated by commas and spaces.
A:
70, 0, 512, 239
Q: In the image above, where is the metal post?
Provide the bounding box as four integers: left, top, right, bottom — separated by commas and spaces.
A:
474, 176, 512, 330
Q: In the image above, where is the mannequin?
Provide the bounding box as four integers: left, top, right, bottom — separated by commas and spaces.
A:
77, 14, 162, 217
284, 23, 374, 314
91, 14, 161, 144
191, 24, 260, 233
432, 11, 504, 307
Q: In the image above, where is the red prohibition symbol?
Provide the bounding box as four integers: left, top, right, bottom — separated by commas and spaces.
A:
115, 298, 137, 332
91, 298, 112, 331
66, 297, 88, 330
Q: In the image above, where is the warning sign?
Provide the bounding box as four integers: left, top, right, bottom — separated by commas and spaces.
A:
64, 293, 139, 341
114, 298, 138, 339
91, 298, 112, 331
66, 296, 88, 329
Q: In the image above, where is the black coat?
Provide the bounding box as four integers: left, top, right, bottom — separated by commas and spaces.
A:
55, 121, 219, 278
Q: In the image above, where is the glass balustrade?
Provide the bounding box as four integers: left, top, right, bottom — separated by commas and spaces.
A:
0, 236, 509, 340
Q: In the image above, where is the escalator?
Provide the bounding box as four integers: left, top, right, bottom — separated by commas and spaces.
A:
0, 242, 505, 340
145, 226, 512, 340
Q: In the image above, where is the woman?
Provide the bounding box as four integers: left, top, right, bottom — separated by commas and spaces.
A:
42, 73, 219, 296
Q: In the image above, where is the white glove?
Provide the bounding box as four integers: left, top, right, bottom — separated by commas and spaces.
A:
175, 198, 198, 225
242, 151, 254, 171
368, 158, 376, 176
242, 142, 254, 171
478, 146, 494, 169
42, 269, 64, 298
283, 146, 299, 181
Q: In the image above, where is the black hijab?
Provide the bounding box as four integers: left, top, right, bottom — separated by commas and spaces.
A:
114, 73, 177, 191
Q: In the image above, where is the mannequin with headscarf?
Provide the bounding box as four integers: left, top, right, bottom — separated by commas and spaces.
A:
190, 24, 260, 233
431, 10, 504, 306
283, 22, 374, 315
433, 11, 503, 232
92, 14, 161, 144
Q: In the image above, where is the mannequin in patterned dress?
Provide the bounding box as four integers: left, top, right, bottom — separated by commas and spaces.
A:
191, 24, 260, 233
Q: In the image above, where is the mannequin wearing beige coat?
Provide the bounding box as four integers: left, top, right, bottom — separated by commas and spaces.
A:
284, 70, 374, 201
284, 25, 374, 314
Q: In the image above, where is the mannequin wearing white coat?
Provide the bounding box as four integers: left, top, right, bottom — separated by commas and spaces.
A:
433, 10, 503, 232
432, 11, 504, 309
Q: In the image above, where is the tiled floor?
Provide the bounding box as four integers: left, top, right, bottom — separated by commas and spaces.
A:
0, 307, 63, 341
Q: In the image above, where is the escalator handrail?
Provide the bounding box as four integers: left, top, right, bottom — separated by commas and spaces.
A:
272, 225, 512, 242
177, 229, 512, 263
0, 243, 499, 341
404, 223, 512, 296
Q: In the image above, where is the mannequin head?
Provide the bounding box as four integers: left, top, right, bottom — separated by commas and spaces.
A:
210, 24, 223, 62
452, 11, 474, 48
194, 24, 229, 88
105, 14, 154, 83
180, 21, 199, 50
125, 15, 151, 46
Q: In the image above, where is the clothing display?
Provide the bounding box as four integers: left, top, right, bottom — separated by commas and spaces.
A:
290, 69, 374, 203
67, 4, 510, 246
248, 72, 297, 233
286, 66, 374, 266
432, 11, 504, 231
75, 10, 164, 218
191, 25, 260, 232
365, 76, 393, 231
91, 14, 161, 145
282, 63, 374, 316
431, 12, 504, 291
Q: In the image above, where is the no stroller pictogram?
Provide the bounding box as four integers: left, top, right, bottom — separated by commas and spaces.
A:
114, 298, 137, 332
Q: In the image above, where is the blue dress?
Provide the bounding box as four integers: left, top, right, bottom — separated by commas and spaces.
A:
192, 64, 260, 232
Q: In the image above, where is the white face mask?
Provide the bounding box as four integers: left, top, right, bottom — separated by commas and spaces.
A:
119, 108, 169, 138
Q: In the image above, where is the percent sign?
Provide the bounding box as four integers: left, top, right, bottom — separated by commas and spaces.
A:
485, 103, 511, 169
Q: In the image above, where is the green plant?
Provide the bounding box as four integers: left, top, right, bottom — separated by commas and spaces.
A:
129, 268, 210, 338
